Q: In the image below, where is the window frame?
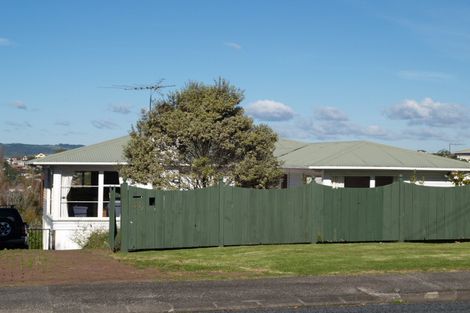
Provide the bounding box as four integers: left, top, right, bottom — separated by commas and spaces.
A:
59, 170, 120, 218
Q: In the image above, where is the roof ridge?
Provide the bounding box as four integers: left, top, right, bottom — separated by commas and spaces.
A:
276, 143, 310, 158
309, 141, 361, 165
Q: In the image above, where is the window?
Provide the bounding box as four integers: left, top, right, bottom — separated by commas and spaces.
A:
344, 176, 370, 188
103, 171, 120, 218
281, 174, 288, 189
376, 176, 394, 187
61, 171, 98, 217
60, 171, 120, 218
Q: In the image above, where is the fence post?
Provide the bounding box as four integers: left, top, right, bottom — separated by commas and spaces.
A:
218, 179, 225, 247
49, 229, 55, 250
108, 188, 116, 252
120, 183, 129, 252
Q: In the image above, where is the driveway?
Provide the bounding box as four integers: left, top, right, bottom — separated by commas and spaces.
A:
0, 249, 160, 286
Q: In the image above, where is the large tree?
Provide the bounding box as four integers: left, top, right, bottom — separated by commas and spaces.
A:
121, 79, 283, 189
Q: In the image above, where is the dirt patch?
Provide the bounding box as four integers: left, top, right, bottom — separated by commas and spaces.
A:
0, 249, 163, 287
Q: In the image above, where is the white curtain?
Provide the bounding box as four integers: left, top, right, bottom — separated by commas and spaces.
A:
60, 173, 74, 217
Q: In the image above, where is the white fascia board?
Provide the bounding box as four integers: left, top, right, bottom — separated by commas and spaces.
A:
307, 166, 470, 171
29, 162, 128, 165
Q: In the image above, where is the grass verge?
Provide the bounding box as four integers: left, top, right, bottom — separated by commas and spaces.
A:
114, 242, 470, 280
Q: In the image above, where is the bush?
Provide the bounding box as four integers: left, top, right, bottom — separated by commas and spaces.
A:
82, 229, 109, 249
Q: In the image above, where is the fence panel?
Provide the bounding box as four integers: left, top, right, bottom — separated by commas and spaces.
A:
155, 186, 219, 249
382, 182, 400, 241
321, 184, 387, 242
121, 186, 220, 250
116, 181, 470, 252
222, 184, 312, 246
403, 184, 470, 241
294, 182, 401, 243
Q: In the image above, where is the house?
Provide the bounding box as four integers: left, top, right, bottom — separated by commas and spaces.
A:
30, 136, 470, 250
277, 140, 470, 188
455, 148, 470, 162
8, 156, 27, 168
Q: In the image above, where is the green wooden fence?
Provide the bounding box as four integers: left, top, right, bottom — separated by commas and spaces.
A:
109, 181, 470, 252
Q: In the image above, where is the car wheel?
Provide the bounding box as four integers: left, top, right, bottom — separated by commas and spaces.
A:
0, 218, 13, 239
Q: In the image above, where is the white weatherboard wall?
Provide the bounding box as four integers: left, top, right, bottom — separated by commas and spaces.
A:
43, 215, 111, 250
42, 165, 457, 250
42, 165, 120, 250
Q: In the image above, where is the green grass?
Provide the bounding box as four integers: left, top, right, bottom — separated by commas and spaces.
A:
114, 242, 470, 280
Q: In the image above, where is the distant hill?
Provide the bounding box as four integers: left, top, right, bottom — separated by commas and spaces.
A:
0, 143, 84, 158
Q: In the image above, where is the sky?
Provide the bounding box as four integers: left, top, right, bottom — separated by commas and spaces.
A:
1, 0, 469, 153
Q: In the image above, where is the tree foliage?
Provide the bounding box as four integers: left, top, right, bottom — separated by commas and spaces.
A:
434, 149, 456, 159
0, 162, 42, 224
121, 79, 283, 189
446, 171, 470, 186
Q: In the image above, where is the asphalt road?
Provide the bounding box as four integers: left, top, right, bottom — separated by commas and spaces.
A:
2, 272, 470, 312
204, 302, 470, 313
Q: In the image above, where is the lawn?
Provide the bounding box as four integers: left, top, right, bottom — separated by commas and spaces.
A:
114, 242, 470, 280
2, 242, 470, 285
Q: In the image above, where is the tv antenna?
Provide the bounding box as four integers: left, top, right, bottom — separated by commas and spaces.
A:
449, 143, 463, 154
106, 79, 174, 110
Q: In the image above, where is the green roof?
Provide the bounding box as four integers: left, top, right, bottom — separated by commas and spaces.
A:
30, 136, 470, 171
275, 140, 470, 170
456, 148, 470, 154
30, 136, 129, 164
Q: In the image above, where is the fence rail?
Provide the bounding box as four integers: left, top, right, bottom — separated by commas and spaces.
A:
109, 181, 470, 252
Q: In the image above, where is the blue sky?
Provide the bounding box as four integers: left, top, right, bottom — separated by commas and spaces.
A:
1, 0, 469, 152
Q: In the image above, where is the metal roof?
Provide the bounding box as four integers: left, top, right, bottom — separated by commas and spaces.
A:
29, 136, 129, 165
456, 148, 470, 154
275, 140, 470, 171
30, 136, 470, 171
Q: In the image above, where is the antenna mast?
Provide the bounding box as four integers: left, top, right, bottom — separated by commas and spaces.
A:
449, 143, 463, 154
108, 79, 174, 111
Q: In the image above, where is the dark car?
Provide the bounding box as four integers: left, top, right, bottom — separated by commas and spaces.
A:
0, 206, 28, 249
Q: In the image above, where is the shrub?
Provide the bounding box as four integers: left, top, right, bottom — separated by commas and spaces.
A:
81, 229, 109, 249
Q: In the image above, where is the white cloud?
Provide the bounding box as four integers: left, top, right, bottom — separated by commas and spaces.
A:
295, 117, 395, 141
64, 130, 84, 136
314, 106, 349, 121
246, 100, 295, 122
0, 37, 12, 46
269, 100, 466, 145
385, 98, 468, 127
324, 122, 390, 139
91, 120, 119, 130
401, 128, 453, 142
295, 106, 394, 140
363, 125, 389, 137
397, 70, 452, 81
55, 121, 70, 126
274, 115, 459, 144
110, 104, 132, 114
6, 121, 32, 128
9, 100, 27, 110
224, 42, 242, 50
